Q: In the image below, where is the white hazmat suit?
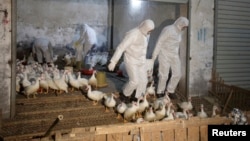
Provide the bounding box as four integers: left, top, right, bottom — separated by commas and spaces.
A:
152, 17, 189, 96
32, 38, 53, 64
72, 24, 97, 69
108, 19, 155, 99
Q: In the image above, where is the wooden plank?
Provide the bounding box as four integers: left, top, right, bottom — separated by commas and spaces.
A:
151, 131, 161, 141
199, 117, 231, 125
139, 127, 145, 141
17, 106, 103, 116
55, 131, 62, 141
107, 133, 123, 141
95, 120, 183, 135
187, 126, 199, 141
175, 128, 187, 141
222, 89, 233, 114
71, 127, 96, 134
200, 126, 208, 141
94, 134, 106, 141
162, 129, 174, 141
16, 94, 85, 105
122, 132, 132, 141
143, 132, 151, 141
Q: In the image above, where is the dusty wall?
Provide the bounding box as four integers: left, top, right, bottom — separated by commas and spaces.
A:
189, 0, 214, 96
16, 0, 109, 48
0, 0, 11, 118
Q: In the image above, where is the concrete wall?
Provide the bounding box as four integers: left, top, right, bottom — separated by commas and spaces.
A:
16, 0, 109, 49
189, 0, 214, 96
0, 0, 12, 118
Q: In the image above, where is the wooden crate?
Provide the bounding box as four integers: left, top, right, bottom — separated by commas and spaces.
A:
2, 116, 231, 141
42, 117, 230, 141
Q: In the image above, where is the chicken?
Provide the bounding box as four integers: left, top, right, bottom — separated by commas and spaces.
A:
44, 71, 59, 93
123, 101, 138, 123
20, 71, 31, 88
153, 93, 171, 111
211, 104, 220, 117
174, 109, 189, 120
146, 80, 156, 98
163, 109, 175, 121
67, 71, 80, 92
155, 102, 166, 121
77, 72, 88, 87
137, 93, 149, 118
116, 102, 127, 119
166, 102, 173, 117
62, 52, 74, 66
53, 70, 69, 94
143, 106, 156, 122
197, 104, 208, 118
39, 73, 49, 94
177, 96, 193, 115
23, 77, 41, 99
86, 85, 106, 105
88, 70, 97, 89
103, 93, 117, 112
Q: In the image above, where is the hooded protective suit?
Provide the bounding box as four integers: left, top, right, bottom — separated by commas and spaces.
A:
152, 17, 189, 95
32, 38, 53, 64
73, 24, 97, 62
108, 19, 155, 99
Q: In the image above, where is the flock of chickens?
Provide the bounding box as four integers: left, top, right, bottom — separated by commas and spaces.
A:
15, 54, 248, 125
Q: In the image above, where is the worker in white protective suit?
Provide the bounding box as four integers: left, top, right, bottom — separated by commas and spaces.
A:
72, 24, 97, 70
152, 17, 189, 99
108, 19, 155, 102
32, 38, 53, 65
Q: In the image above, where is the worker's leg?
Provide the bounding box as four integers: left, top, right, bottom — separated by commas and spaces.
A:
157, 58, 171, 97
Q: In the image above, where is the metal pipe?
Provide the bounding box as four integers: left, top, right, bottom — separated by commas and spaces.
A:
43, 115, 64, 137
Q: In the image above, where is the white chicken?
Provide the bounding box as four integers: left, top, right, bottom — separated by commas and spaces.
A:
163, 109, 175, 121
153, 93, 171, 111
174, 109, 189, 120
177, 96, 193, 115
116, 102, 127, 119
123, 101, 139, 123
44, 71, 59, 93
20, 71, 31, 88
146, 80, 156, 98
16, 75, 21, 93
88, 70, 97, 89
166, 102, 173, 117
103, 93, 117, 112
39, 73, 49, 94
211, 104, 220, 117
137, 93, 149, 118
53, 70, 69, 94
155, 102, 166, 121
143, 106, 156, 122
77, 72, 88, 87
62, 52, 74, 66
86, 85, 106, 105
197, 104, 208, 118
23, 77, 41, 99
67, 71, 80, 92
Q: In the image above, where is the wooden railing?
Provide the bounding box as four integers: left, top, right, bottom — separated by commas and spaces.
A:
209, 69, 250, 113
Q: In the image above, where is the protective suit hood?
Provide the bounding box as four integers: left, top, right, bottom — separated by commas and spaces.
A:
174, 17, 189, 31
139, 19, 155, 36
